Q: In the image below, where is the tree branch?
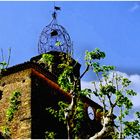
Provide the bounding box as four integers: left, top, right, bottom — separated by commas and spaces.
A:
6, 48, 11, 68
107, 94, 113, 107
80, 65, 89, 79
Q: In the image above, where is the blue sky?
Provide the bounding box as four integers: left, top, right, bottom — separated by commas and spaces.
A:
0, 1, 140, 77
0, 1, 140, 115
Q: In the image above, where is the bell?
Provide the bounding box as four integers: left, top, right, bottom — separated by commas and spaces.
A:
51, 30, 58, 36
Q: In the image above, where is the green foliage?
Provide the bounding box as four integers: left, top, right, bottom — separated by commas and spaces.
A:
58, 101, 69, 123
72, 100, 85, 137
58, 65, 74, 92
85, 49, 115, 79
92, 63, 115, 74
84, 48, 139, 139
0, 61, 7, 68
42, 54, 54, 65
55, 41, 62, 47
122, 78, 131, 87
123, 112, 140, 139
0, 61, 7, 76
0, 48, 11, 70
100, 85, 116, 95
6, 91, 21, 121
46, 101, 68, 124
136, 112, 140, 118
126, 89, 137, 96
1, 91, 21, 138
1, 125, 11, 138
57, 53, 77, 92
46, 99, 85, 139
80, 88, 92, 97
45, 131, 56, 139
39, 54, 54, 71
85, 48, 105, 61
46, 48, 140, 139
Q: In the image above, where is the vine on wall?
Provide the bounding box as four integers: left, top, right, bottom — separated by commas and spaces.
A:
6, 91, 21, 121
46, 99, 86, 139
38, 54, 54, 72
1, 91, 21, 138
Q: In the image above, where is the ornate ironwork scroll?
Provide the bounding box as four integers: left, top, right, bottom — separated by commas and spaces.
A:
38, 9, 73, 56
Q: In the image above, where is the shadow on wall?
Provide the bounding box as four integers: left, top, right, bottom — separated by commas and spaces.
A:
31, 74, 68, 139
0, 132, 4, 139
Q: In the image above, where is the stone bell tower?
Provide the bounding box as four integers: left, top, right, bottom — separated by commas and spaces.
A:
0, 7, 105, 139
37, 7, 80, 81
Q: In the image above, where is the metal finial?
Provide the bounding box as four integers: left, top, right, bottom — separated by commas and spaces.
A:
52, 11, 57, 19
54, 6, 61, 11
38, 5, 72, 56
52, 2, 61, 19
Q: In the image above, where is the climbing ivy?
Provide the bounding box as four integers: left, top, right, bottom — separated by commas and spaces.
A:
1, 91, 21, 138
6, 91, 21, 121
1, 125, 10, 138
45, 131, 56, 139
46, 99, 85, 139
45, 48, 140, 139
38, 54, 54, 72
46, 101, 68, 124
57, 65, 74, 92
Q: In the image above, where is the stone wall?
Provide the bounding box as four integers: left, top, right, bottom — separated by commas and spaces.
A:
0, 69, 32, 138
0, 65, 104, 139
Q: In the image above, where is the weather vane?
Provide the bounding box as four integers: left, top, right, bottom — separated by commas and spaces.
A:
38, 4, 73, 56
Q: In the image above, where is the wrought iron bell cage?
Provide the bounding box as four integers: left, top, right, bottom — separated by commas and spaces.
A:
38, 11, 73, 56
